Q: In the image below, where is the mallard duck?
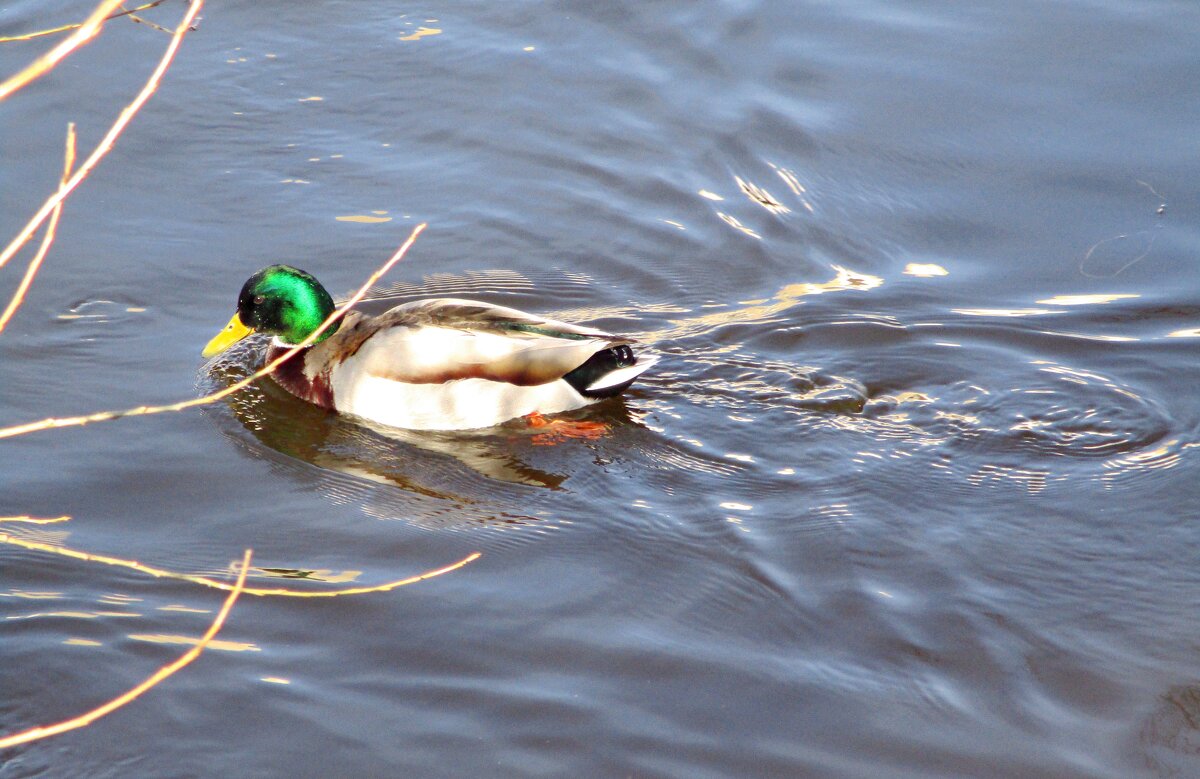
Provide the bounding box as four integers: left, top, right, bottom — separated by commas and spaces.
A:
202, 265, 657, 430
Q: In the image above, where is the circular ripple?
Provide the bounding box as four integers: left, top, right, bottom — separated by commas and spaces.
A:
888, 362, 1172, 461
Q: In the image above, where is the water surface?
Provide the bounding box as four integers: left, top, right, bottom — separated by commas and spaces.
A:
3, 1, 1200, 776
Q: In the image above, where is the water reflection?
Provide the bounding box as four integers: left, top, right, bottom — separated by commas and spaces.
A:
6, 609, 140, 621
206, 353, 575, 493
633, 265, 883, 345
735, 175, 790, 215
904, 262, 948, 277
766, 163, 815, 213
1036, 293, 1139, 306
953, 307, 1063, 317
1141, 684, 1200, 777
716, 210, 762, 239
127, 633, 259, 652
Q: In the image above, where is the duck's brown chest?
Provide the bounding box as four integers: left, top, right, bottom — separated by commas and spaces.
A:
265, 345, 335, 409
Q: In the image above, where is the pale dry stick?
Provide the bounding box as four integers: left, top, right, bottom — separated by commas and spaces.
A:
0, 549, 252, 750
0, 223, 427, 441
0, 0, 205, 271
0, 125, 77, 335
123, 8, 174, 36
0, 0, 128, 101
0, 1, 172, 44
0, 515, 71, 525
0, 531, 480, 597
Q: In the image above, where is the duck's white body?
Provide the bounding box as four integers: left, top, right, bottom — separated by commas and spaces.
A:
268, 298, 656, 431
331, 371, 590, 431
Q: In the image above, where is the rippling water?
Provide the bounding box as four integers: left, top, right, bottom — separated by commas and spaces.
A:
3, 1, 1200, 776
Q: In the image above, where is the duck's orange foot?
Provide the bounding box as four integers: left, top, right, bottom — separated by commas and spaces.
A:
524, 412, 609, 445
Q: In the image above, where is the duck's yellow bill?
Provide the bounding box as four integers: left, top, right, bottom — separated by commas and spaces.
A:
202, 313, 254, 358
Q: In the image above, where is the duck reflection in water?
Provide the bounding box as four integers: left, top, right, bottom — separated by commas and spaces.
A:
208, 353, 641, 496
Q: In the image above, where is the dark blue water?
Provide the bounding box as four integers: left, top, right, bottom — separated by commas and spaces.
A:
3, 1, 1200, 776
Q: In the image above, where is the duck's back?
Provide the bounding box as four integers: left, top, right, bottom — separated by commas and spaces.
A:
312, 299, 653, 430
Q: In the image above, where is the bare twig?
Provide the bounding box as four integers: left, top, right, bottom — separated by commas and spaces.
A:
0, 531, 479, 597
0, 125, 76, 335
0, 1, 172, 44
122, 5, 175, 36
0, 0, 127, 100
0, 0, 205, 271
0, 223, 426, 441
0, 549, 252, 749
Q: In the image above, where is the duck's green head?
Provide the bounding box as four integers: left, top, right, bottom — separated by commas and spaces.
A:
202, 265, 338, 358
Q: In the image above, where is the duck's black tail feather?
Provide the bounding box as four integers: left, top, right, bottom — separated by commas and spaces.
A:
562, 345, 655, 399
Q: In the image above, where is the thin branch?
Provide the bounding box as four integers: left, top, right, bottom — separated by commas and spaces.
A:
0, 223, 426, 441
0, 124, 76, 335
0, 1, 172, 44
0, 531, 479, 597
0, 0, 127, 101
123, 8, 174, 36
0, 0, 205, 271
0, 549, 252, 749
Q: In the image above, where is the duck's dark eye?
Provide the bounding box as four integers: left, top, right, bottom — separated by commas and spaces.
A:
253, 295, 265, 305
